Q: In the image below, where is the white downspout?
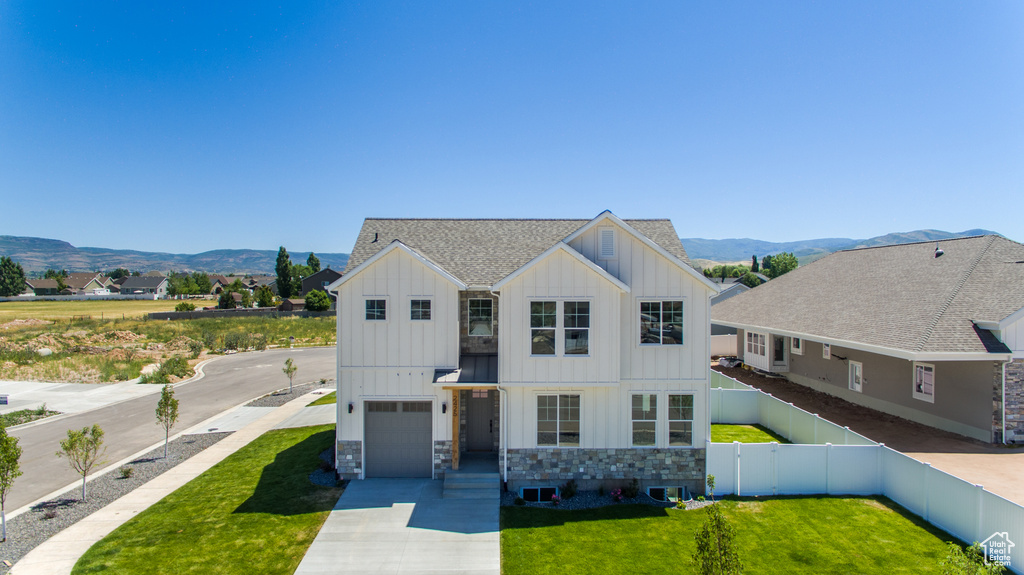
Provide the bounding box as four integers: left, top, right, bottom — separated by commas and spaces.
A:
497, 385, 508, 484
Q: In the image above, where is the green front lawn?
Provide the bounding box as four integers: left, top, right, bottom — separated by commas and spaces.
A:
712, 423, 791, 443
502, 497, 955, 574
307, 391, 336, 406
72, 424, 342, 575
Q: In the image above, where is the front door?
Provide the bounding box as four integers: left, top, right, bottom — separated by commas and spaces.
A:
467, 389, 494, 451
772, 335, 787, 370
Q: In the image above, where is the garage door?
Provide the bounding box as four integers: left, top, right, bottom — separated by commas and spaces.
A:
364, 401, 432, 478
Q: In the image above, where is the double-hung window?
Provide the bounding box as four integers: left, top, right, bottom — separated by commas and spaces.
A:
537, 394, 580, 447
531, 302, 557, 355
563, 301, 589, 355
640, 301, 683, 345
849, 361, 863, 393
669, 394, 694, 446
365, 299, 386, 321
468, 299, 493, 336
746, 332, 765, 356
631, 394, 657, 446
410, 299, 431, 320
913, 363, 934, 403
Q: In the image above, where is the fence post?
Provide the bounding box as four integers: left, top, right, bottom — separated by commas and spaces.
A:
825, 443, 832, 494
734, 441, 741, 497
877, 443, 885, 496
718, 388, 723, 424
814, 415, 819, 444
788, 403, 793, 441
923, 463, 931, 522
771, 442, 778, 496
976, 484, 985, 544
844, 426, 851, 446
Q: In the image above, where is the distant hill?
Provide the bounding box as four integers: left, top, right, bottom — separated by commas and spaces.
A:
681, 229, 999, 265
0, 235, 349, 275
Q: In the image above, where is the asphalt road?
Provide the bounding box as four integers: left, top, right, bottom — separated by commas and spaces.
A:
8, 346, 336, 511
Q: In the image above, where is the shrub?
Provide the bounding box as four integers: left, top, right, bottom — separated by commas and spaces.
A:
187, 339, 203, 358
560, 478, 578, 500
514, 496, 526, 506
201, 330, 217, 349
160, 357, 191, 378
223, 332, 248, 351
174, 302, 196, 312
304, 289, 331, 312
610, 488, 623, 503
42, 509, 57, 520
119, 465, 134, 479
622, 478, 640, 499
251, 333, 268, 351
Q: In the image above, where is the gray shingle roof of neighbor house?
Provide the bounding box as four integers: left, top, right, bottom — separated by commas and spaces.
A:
712, 235, 1024, 355
119, 276, 168, 289
343, 218, 693, 287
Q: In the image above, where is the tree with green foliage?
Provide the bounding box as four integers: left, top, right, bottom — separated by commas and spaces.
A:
291, 264, 311, 297
44, 268, 69, 280
693, 500, 741, 575
761, 255, 773, 276
305, 289, 331, 311
175, 301, 196, 312
57, 425, 106, 501
0, 427, 23, 541
106, 268, 131, 280
255, 285, 275, 308
0, 256, 27, 297
940, 542, 1005, 574
155, 385, 179, 459
307, 252, 321, 273
739, 272, 761, 288
765, 252, 798, 279
283, 358, 297, 393
218, 289, 237, 309
240, 290, 253, 308
192, 272, 212, 294
751, 256, 758, 273
276, 247, 293, 299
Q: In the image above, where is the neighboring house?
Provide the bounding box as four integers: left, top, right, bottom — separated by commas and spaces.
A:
709, 280, 749, 336
329, 211, 718, 497
299, 268, 342, 298
25, 279, 61, 296
209, 275, 230, 294
279, 298, 305, 311
119, 276, 169, 297
712, 235, 1024, 443
246, 275, 278, 295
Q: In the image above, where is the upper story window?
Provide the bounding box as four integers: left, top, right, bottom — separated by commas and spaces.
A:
640, 301, 683, 345
411, 299, 431, 320
365, 299, 386, 321
537, 394, 580, 447
531, 301, 556, 355
563, 302, 589, 355
469, 299, 493, 336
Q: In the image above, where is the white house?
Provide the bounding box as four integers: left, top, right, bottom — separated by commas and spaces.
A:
330, 211, 718, 496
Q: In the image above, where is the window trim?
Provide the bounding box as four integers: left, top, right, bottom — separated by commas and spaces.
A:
668, 393, 694, 447
912, 362, 935, 403
563, 301, 590, 356
410, 298, 432, 321
791, 337, 803, 355
849, 360, 863, 393
638, 299, 684, 346
520, 486, 559, 502
746, 332, 766, 357
529, 300, 591, 357
536, 393, 581, 448
365, 298, 388, 321
630, 393, 658, 447
468, 298, 494, 337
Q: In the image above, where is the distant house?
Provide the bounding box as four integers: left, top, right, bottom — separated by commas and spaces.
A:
208, 275, 230, 294
246, 275, 278, 295
25, 279, 61, 296
279, 298, 305, 312
119, 276, 169, 298
299, 268, 342, 299
712, 235, 1024, 443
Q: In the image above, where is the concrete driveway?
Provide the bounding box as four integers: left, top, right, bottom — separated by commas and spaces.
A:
295, 479, 499, 575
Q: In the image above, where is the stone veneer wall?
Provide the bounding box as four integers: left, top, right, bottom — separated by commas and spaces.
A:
434, 440, 453, 476
506, 448, 706, 493
996, 359, 1024, 443
336, 440, 362, 479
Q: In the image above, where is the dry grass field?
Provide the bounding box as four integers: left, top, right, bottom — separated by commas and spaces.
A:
0, 299, 211, 321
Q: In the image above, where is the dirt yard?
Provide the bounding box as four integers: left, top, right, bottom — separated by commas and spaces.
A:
714, 365, 1024, 506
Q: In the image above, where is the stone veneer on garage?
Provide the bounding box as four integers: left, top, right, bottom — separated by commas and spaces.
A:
506, 448, 706, 494
336, 440, 362, 480
996, 359, 1024, 443
434, 440, 453, 476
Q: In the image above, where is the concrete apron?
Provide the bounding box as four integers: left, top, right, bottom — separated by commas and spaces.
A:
10, 391, 328, 575
294, 479, 500, 575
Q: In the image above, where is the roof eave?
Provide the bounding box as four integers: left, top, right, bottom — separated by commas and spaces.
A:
327, 240, 467, 292
491, 242, 631, 293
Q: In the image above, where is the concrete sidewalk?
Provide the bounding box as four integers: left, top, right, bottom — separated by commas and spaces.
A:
10, 390, 327, 575
294, 479, 499, 575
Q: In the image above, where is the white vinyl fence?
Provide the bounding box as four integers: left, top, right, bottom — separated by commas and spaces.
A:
709, 370, 1024, 573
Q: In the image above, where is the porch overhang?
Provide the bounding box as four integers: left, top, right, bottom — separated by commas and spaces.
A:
432, 354, 498, 388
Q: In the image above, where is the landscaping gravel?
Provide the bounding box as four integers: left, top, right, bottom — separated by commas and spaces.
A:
244, 379, 334, 408
309, 447, 343, 488
500, 489, 715, 512
0, 431, 230, 574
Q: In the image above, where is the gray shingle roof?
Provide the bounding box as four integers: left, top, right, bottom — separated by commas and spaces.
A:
343, 218, 692, 287
712, 235, 1024, 355
119, 276, 168, 289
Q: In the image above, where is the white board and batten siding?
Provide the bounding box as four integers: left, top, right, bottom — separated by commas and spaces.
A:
742, 330, 771, 372
498, 249, 622, 386
335, 248, 461, 444
1001, 313, 1024, 357
567, 221, 712, 382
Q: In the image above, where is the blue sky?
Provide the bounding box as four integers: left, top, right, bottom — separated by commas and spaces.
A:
2, 2, 1021, 254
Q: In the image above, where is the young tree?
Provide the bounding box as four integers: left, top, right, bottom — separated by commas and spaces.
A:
306, 252, 321, 273
56, 425, 106, 501
940, 542, 1005, 575
0, 427, 23, 541
255, 285, 275, 308
275, 247, 293, 299
0, 256, 27, 297
283, 358, 297, 393
304, 289, 331, 311
155, 385, 179, 459
692, 499, 742, 575
240, 290, 253, 308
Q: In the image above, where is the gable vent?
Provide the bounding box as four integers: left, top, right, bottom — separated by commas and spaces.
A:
599, 227, 616, 259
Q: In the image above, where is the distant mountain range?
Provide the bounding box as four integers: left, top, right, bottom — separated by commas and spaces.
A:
681, 229, 999, 266
0, 235, 349, 275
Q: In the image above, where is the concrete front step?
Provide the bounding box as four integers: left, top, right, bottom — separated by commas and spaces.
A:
443, 472, 500, 499
443, 487, 500, 499
445, 472, 500, 480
